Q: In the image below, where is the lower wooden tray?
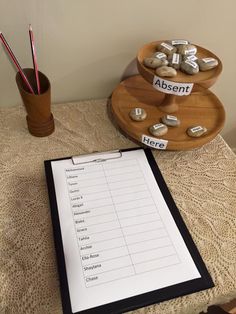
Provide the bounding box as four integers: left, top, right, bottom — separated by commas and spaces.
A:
110, 75, 225, 150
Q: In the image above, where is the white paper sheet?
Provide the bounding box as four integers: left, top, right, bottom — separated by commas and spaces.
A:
51, 149, 200, 313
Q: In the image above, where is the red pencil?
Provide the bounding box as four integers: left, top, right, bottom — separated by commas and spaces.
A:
0, 31, 35, 94
29, 24, 40, 94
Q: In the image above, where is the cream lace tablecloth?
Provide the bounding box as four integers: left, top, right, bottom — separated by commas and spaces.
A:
0, 99, 236, 314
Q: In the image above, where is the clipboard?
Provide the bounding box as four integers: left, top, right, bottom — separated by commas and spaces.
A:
44, 147, 214, 314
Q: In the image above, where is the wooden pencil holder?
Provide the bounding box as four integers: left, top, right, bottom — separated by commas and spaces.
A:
16, 68, 55, 137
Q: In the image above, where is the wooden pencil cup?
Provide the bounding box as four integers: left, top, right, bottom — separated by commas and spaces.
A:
16, 68, 55, 137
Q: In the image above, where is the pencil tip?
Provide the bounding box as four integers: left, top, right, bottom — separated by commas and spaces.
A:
29, 24, 32, 31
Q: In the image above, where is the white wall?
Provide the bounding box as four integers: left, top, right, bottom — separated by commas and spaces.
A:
0, 0, 235, 148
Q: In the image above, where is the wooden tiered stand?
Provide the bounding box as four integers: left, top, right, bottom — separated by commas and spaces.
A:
109, 41, 225, 150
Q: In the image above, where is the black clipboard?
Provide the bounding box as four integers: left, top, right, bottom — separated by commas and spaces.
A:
44, 147, 214, 314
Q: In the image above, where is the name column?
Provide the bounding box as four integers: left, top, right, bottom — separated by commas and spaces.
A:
66, 163, 135, 287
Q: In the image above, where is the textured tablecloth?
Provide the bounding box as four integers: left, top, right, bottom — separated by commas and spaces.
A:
0, 99, 236, 314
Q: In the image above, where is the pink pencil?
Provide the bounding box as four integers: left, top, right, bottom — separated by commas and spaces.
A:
0, 31, 35, 94
29, 25, 40, 94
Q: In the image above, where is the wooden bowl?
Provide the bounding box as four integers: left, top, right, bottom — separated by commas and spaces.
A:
110, 75, 225, 150
137, 41, 222, 89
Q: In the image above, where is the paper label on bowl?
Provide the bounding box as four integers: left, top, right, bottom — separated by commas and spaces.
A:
135, 108, 142, 115
185, 60, 198, 69
171, 39, 189, 45
153, 124, 164, 130
153, 76, 193, 96
202, 58, 215, 63
167, 115, 177, 121
186, 55, 198, 61
161, 42, 173, 51
141, 135, 168, 150
154, 52, 166, 59
184, 48, 197, 55
172, 53, 180, 64
191, 126, 203, 133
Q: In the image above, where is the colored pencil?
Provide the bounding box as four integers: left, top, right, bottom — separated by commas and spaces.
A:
0, 31, 35, 94
29, 24, 40, 94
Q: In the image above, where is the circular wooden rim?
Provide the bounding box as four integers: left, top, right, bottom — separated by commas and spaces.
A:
137, 40, 222, 88
110, 75, 225, 150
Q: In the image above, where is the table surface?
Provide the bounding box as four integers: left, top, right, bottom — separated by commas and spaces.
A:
0, 99, 236, 314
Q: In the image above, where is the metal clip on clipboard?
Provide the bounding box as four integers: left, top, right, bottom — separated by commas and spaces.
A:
72, 150, 122, 165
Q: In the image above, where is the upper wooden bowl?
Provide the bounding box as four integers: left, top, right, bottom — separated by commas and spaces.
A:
137, 40, 222, 89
